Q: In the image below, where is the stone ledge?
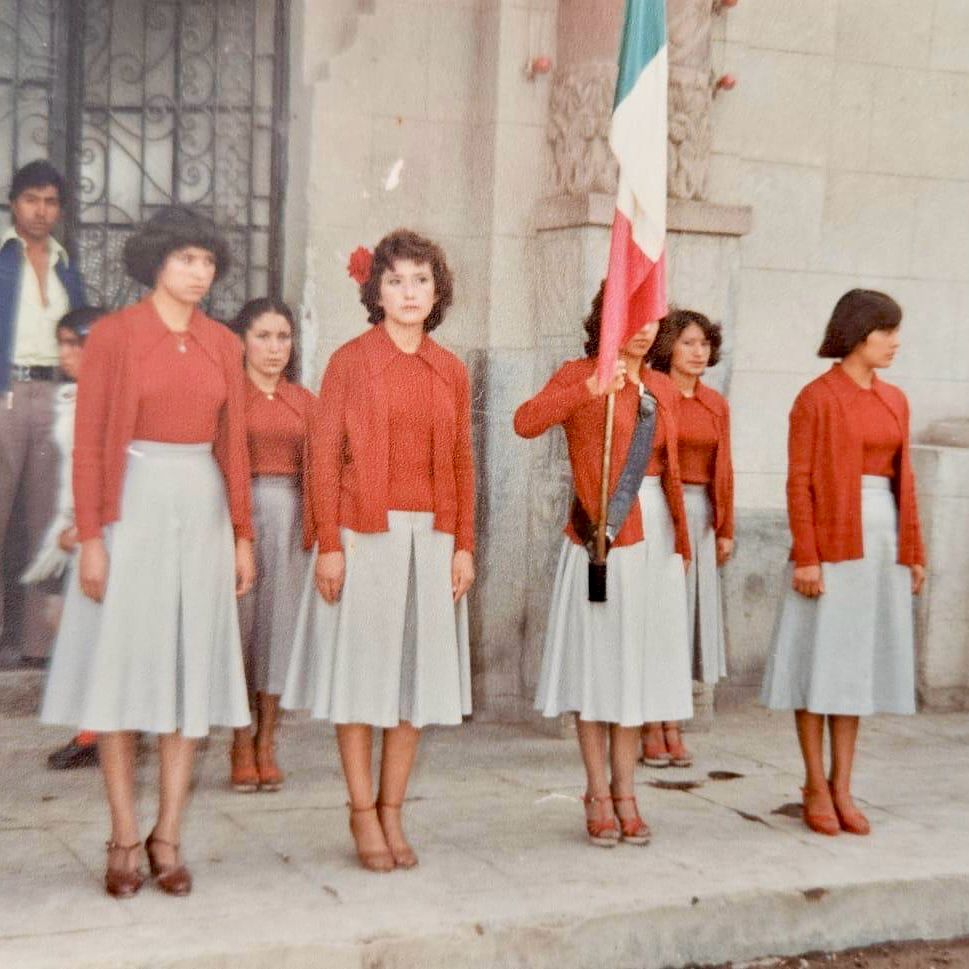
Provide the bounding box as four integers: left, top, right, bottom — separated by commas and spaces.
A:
535, 193, 753, 236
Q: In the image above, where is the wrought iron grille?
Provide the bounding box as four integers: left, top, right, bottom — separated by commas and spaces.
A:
0, 0, 62, 207
0, 0, 288, 320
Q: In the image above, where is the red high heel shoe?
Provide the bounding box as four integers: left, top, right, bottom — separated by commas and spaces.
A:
611, 794, 651, 846
801, 785, 840, 837
583, 793, 620, 847
829, 783, 870, 836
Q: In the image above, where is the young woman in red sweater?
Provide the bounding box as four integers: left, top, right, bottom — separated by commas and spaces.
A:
41, 207, 254, 897
284, 230, 475, 872
641, 310, 734, 768
228, 298, 315, 794
514, 284, 692, 847
761, 289, 925, 837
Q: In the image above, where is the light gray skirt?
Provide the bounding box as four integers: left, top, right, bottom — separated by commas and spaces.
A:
238, 476, 312, 696
535, 476, 693, 726
760, 476, 916, 716
41, 441, 251, 737
683, 484, 727, 684
282, 511, 471, 728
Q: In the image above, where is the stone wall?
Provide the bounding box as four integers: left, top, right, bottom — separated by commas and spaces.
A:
711, 1, 969, 511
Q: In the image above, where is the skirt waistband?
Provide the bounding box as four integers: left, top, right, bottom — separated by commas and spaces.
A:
861, 475, 892, 492
641, 475, 663, 490
682, 482, 709, 495
128, 440, 214, 458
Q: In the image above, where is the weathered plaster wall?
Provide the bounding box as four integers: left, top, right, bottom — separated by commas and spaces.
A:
711, 1, 969, 511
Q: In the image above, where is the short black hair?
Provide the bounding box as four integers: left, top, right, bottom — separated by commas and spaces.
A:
229, 296, 300, 382
359, 229, 454, 333
818, 289, 902, 359
647, 309, 722, 373
122, 205, 231, 288
9, 160, 66, 204
56, 306, 107, 344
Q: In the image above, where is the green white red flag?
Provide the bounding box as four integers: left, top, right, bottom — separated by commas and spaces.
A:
596, 0, 668, 389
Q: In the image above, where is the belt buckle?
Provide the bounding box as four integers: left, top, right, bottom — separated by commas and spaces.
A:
12, 364, 30, 383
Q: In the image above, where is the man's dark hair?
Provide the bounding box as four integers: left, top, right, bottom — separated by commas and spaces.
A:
818, 289, 902, 359
229, 296, 300, 382
9, 160, 66, 204
122, 205, 231, 288
647, 309, 722, 373
359, 228, 454, 333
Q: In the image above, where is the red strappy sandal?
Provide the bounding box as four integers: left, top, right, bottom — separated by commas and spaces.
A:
612, 794, 651, 846
583, 793, 620, 847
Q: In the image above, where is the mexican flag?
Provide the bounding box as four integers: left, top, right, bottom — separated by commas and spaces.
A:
596, 0, 669, 389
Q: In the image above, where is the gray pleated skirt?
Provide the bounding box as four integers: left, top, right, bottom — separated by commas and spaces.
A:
760, 476, 916, 716
683, 484, 727, 684
535, 476, 694, 726
282, 511, 471, 728
238, 476, 312, 696
41, 441, 251, 737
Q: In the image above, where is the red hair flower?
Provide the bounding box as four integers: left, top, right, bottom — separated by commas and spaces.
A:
347, 246, 374, 285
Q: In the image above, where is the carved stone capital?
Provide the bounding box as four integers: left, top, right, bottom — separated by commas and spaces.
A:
546, 61, 619, 196
546, 1, 725, 202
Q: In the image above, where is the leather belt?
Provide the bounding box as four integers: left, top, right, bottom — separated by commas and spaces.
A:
9, 364, 58, 382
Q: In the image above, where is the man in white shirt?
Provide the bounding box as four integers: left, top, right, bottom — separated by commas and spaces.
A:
0, 161, 86, 664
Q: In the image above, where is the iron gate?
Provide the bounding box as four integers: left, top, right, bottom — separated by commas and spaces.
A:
0, 0, 288, 319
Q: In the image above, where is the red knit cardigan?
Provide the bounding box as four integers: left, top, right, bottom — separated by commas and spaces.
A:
787, 364, 925, 568
689, 380, 735, 541
514, 357, 691, 558
73, 298, 253, 542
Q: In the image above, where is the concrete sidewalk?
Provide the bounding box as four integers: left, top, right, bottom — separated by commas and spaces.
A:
2, 707, 969, 969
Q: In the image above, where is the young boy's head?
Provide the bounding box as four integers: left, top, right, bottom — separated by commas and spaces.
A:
56, 307, 106, 381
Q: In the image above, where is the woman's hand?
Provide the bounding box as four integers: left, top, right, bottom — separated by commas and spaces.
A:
79, 538, 109, 602
716, 537, 734, 566
57, 525, 79, 553
792, 564, 824, 598
585, 359, 626, 398
910, 563, 926, 596
316, 550, 346, 604
452, 549, 475, 602
235, 538, 256, 598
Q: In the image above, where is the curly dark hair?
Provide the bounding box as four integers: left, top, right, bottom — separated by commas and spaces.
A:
359, 228, 453, 332
817, 289, 902, 359
229, 296, 300, 382
581, 280, 607, 357
647, 309, 722, 373
122, 206, 231, 288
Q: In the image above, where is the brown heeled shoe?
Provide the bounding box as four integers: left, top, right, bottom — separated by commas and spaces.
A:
801, 785, 840, 837
104, 840, 145, 898
255, 745, 284, 793
348, 803, 395, 873
230, 739, 259, 793
583, 793, 620, 847
611, 794, 652, 846
829, 784, 871, 836
145, 830, 193, 896
377, 802, 418, 869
